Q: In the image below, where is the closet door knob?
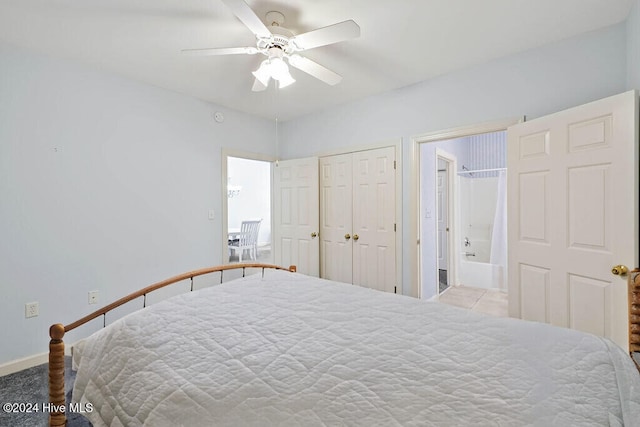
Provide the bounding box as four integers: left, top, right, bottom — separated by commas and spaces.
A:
311, 232, 317, 238
345, 234, 351, 240
353, 234, 359, 241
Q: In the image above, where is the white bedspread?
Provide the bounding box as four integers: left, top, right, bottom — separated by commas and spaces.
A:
72, 270, 640, 426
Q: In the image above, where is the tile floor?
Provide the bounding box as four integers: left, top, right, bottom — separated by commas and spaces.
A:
437, 285, 508, 317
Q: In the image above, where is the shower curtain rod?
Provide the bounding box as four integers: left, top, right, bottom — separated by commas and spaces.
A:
457, 167, 507, 175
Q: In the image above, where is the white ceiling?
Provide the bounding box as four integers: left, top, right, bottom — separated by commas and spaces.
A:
0, 0, 633, 121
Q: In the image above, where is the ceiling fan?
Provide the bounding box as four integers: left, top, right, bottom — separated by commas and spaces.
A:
182, 0, 360, 91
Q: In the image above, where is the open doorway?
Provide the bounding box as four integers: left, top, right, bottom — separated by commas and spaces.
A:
222, 151, 275, 264
418, 129, 509, 302
436, 151, 455, 295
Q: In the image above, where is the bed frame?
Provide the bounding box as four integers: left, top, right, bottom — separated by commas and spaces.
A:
630, 269, 640, 372
47, 263, 296, 427
47, 264, 638, 425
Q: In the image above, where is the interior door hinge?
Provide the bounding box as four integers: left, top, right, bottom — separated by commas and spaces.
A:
394, 223, 396, 232
394, 286, 397, 294
393, 160, 396, 170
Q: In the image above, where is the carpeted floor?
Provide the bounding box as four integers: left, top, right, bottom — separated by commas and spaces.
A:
0, 357, 92, 427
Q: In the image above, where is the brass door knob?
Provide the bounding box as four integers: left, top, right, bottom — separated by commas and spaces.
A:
345, 233, 351, 240
353, 234, 359, 241
611, 264, 628, 276
311, 232, 317, 238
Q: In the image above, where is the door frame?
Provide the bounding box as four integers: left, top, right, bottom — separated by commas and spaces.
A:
316, 138, 403, 294
409, 118, 522, 299
221, 148, 277, 264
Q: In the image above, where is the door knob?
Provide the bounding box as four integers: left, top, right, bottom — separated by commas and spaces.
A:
345, 233, 351, 240
611, 264, 628, 276
311, 232, 317, 238
353, 234, 359, 241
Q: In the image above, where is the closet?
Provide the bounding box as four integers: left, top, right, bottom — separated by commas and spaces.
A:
319, 146, 397, 293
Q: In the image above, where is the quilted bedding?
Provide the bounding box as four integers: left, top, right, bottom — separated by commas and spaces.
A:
72, 270, 640, 426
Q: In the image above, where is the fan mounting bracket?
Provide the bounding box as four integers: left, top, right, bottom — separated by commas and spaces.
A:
265, 11, 285, 27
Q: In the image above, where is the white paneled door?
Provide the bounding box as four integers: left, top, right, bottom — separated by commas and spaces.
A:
507, 90, 638, 350
320, 147, 397, 293
352, 147, 397, 293
320, 153, 353, 284
273, 157, 319, 276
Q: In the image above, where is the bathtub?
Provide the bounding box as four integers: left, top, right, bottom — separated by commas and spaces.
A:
459, 239, 504, 290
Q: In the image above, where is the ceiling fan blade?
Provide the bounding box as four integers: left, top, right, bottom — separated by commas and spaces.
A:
222, 0, 272, 39
291, 20, 360, 51
181, 47, 258, 56
288, 55, 342, 86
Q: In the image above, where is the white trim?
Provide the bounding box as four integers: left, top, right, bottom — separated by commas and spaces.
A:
221, 149, 277, 265
411, 117, 523, 143
0, 346, 71, 376
0, 353, 49, 376
0, 340, 84, 376
409, 117, 522, 301
408, 140, 420, 297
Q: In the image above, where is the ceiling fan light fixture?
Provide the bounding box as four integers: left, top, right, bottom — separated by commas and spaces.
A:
269, 57, 295, 88
252, 60, 272, 86
252, 57, 295, 89
276, 70, 295, 88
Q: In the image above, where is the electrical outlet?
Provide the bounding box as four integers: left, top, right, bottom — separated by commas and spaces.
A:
25, 302, 39, 318
88, 291, 99, 305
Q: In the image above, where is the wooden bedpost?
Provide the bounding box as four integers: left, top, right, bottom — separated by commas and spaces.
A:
49, 323, 67, 426
630, 270, 640, 372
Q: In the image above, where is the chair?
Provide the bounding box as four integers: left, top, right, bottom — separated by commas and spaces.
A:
229, 219, 262, 262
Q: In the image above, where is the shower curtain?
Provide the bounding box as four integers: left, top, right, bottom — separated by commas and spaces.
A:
490, 170, 507, 287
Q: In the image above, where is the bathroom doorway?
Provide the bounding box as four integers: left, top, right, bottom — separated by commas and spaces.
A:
436, 152, 455, 294
417, 128, 509, 300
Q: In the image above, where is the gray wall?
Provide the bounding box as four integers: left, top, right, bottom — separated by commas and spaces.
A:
280, 23, 629, 296
280, 24, 627, 160
0, 44, 276, 364
628, 0, 640, 89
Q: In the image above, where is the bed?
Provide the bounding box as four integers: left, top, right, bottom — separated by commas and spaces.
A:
48, 264, 640, 426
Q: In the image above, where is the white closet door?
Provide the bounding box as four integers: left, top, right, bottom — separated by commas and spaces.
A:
507, 90, 638, 350
320, 154, 353, 283
273, 157, 319, 276
352, 147, 397, 293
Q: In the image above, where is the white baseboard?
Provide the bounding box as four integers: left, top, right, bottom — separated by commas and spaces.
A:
0, 352, 48, 377
0, 347, 72, 377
